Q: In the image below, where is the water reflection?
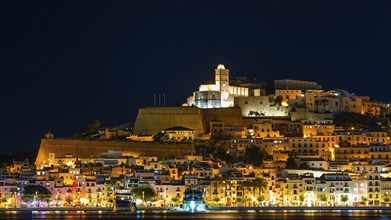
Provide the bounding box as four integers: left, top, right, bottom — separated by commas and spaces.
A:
0, 210, 390, 219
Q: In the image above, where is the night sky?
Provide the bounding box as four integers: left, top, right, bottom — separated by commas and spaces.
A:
1, 0, 390, 154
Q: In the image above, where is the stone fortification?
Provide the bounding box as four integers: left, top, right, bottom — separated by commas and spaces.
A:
132, 107, 243, 136
35, 138, 195, 166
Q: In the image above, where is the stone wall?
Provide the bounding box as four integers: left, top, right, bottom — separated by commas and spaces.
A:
35, 138, 195, 166
132, 107, 242, 137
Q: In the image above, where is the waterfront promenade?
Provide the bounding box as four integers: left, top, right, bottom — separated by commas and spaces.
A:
1, 205, 390, 212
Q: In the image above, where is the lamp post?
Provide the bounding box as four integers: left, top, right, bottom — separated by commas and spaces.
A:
35, 191, 38, 207
13, 192, 17, 208
163, 191, 166, 207
142, 191, 145, 206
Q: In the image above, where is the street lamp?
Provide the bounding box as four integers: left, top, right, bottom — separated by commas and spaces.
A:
13, 192, 17, 208
142, 191, 145, 206
35, 191, 38, 207
163, 191, 166, 207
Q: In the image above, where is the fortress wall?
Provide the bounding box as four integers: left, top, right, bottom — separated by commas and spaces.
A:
132, 107, 243, 136
35, 138, 195, 166
203, 108, 243, 128
133, 107, 206, 135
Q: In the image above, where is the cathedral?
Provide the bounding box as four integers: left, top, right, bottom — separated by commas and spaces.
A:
187, 64, 251, 108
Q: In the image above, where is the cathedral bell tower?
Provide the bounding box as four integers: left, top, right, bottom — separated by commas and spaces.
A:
215, 64, 229, 92
215, 64, 230, 107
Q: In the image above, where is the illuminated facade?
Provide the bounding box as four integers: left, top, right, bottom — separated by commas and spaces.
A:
274, 79, 322, 91
192, 64, 249, 109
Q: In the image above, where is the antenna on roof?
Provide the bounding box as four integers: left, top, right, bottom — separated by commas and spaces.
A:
159, 94, 161, 107
164, 94, 166, 107
154, 94, 156, 107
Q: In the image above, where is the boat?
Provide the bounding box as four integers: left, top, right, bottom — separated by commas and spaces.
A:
113, 189, 137, 212
179, 186, 206, 212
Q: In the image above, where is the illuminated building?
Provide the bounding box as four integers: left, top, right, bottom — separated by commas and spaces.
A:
192, 64, 249, 108
301, 120, 334, 137
274, 79, 322, 91
164, 126, 195, 141
315, 173, 353, 206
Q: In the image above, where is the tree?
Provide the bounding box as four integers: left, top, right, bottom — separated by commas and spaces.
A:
341, 195, 349, 203
285, 156, 298, 169
243, 146, 265, 167
383, 196, 390, 204
0, 197, 7, 207
43, 197, 52, 207
153, 131, 170, 143
213, 196, 220, 203
131, 184, 157, 202
333, 112, 381, 131
252, 178, 267, 200
86, 120, 101, 132
211, 176, 228, 203
22, 185, 51, 202
241, 180, 253, 205
319, 195, 328, 202
65, 195, 73, 205
257, 196, 265, 203
171, 195, 181, 205
235, 197, 244, 205
274, 96, 283, 106
107, 179, 121, 192
199, 140, 232, 161
299, 163, 310, 169
361, 196, 368, 205
299, 195, 305, 204
380, 117, 391, 129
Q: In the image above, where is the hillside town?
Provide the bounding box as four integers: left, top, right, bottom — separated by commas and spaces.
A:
1, 65, 390, 208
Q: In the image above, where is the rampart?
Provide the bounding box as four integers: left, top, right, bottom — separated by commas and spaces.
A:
35, 138, 195, 166
133, 107, 243, 136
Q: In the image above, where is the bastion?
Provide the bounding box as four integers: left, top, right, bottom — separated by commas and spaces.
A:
35, 138, 195, 166
133, 106, 243, 136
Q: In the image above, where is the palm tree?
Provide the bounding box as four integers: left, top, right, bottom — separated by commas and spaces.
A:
210, 176, 227, 204
257, 195, 265, 204
65, 195, 73, 205
235, 196, 244, 206
299, 195, 305, 206
361, 196, 368, 206
171, 196, 180, 206
252, 178, 267, 204
383, 196, 390, 204
341, 195, 349, 205
241, 180, 253, 206
319, 195, 328, 206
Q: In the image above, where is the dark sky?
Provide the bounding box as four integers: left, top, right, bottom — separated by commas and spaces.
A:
1, 0, 390, 154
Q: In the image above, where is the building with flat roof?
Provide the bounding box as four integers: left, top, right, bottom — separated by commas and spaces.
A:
274, 79, 322, 91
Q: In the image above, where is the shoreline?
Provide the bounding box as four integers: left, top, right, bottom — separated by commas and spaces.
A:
1, 206, 390, 212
